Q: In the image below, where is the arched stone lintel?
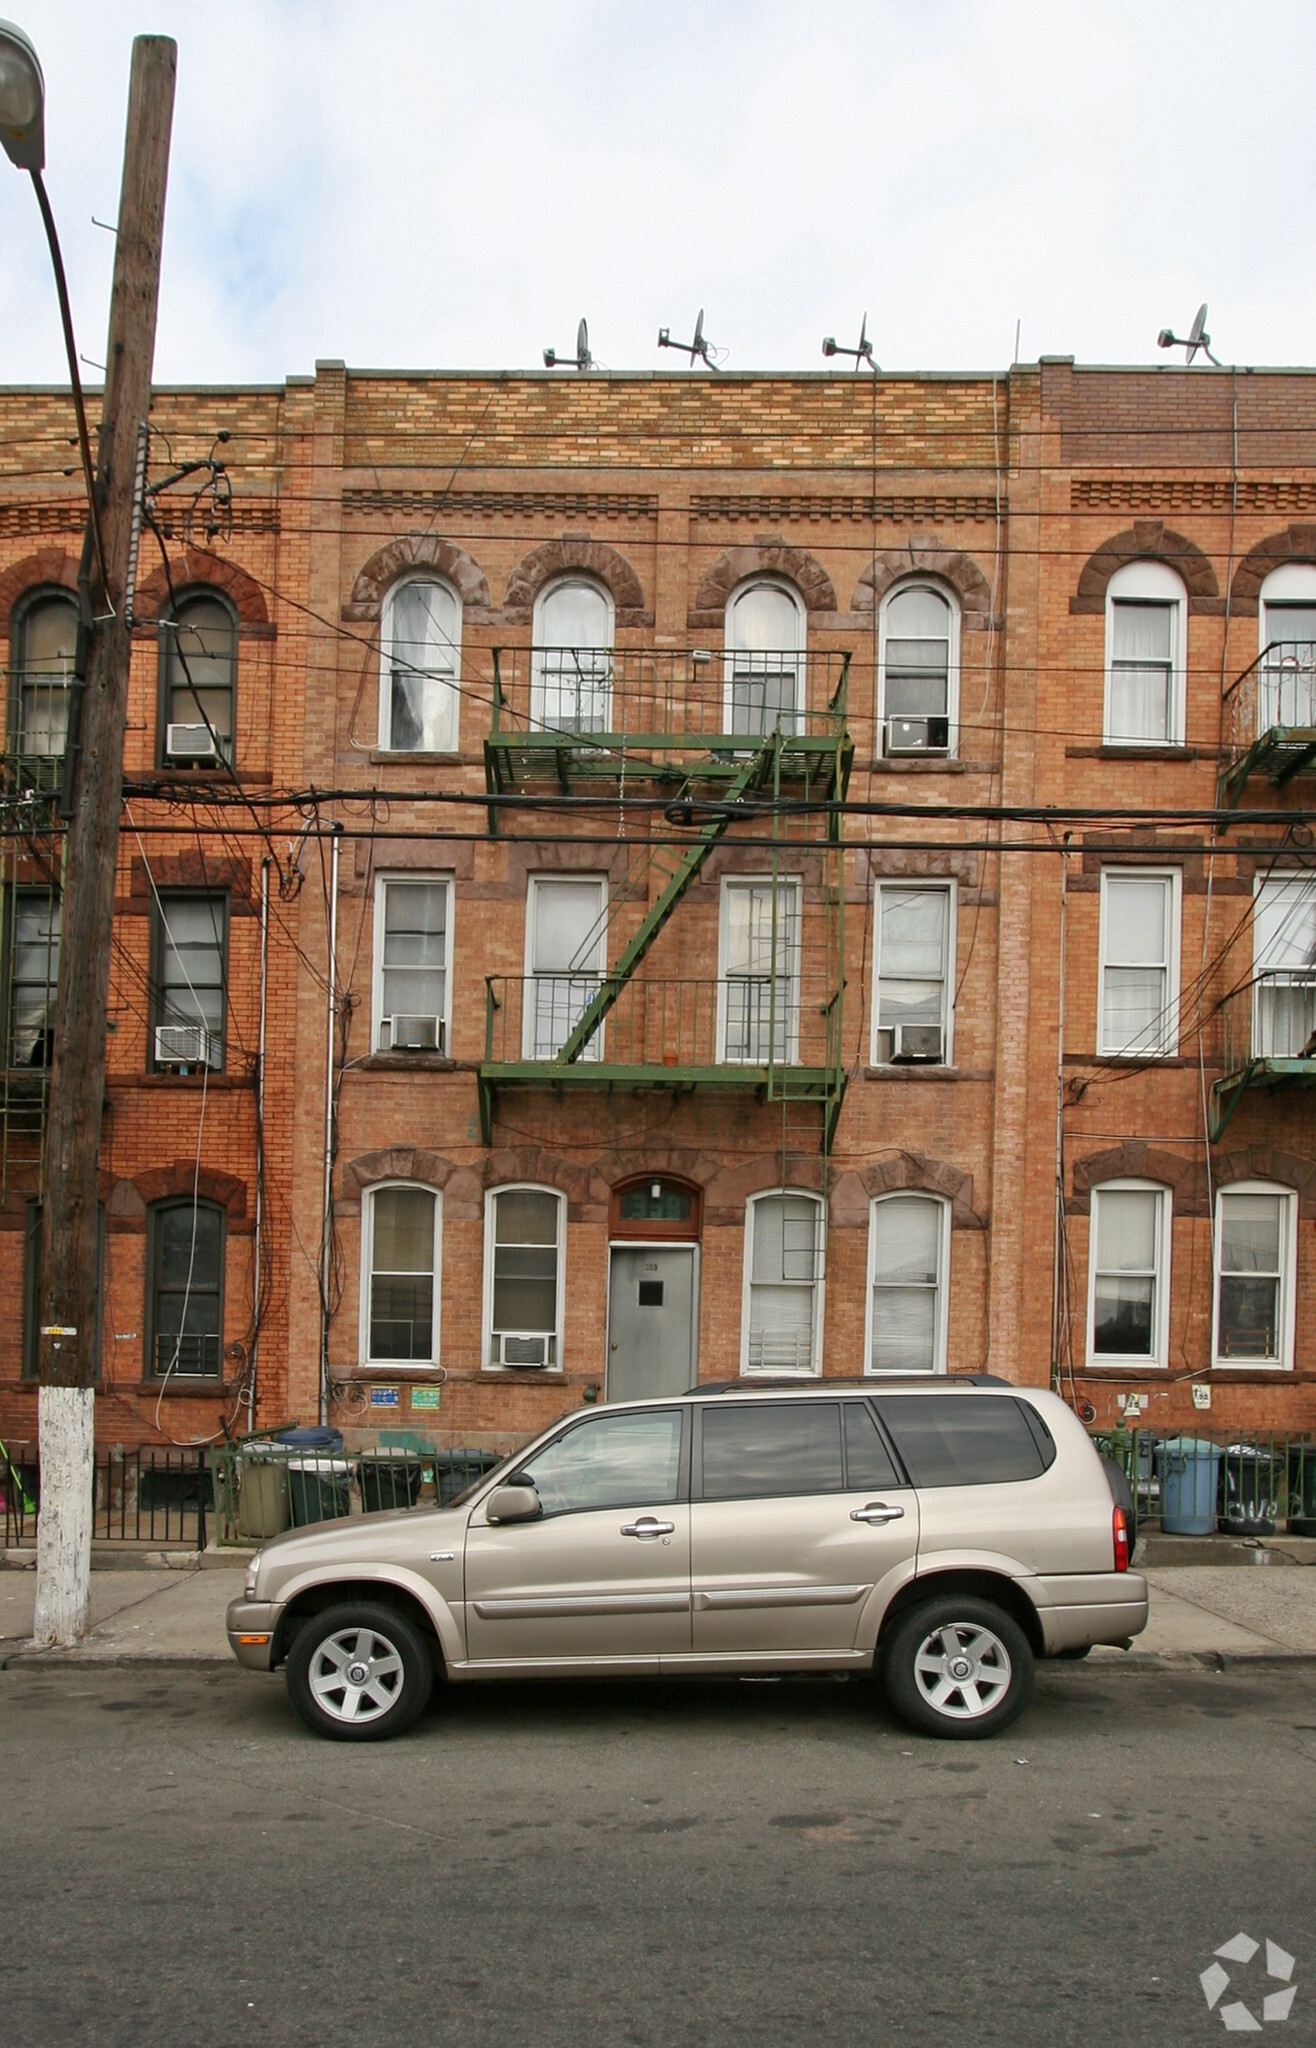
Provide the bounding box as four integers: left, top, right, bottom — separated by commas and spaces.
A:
343, 534, 493, 623
1070, 521, 1221, 616
133, 552, 270, 631
690, 543, 836, 630
0, 547, 80, 638
831, 1153, 984, 1230
850, 547, 995, 632
1229, 525, 1316, 617
133, 1162, 247, 1219
501, 538, 648, 626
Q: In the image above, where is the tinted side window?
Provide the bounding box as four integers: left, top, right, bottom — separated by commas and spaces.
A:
700, 1403, 842, 1501
520, 1410, 682, 1516
875, 1395, 1045, 1488
842, 1401, 901, 1489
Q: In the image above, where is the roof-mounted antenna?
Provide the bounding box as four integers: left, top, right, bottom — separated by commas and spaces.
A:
657, 307, 720, 370
822, 312, 878, 371
544, 317, 593, 371
1157, 302, 1220, 367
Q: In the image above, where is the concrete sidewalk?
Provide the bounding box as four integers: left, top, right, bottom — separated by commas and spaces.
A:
2, 1558, 1316, 1667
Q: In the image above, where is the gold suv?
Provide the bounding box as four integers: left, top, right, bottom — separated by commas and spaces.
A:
226, 1378, 1146, 1743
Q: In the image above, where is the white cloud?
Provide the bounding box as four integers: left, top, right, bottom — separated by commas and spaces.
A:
2, 0, 1312, 382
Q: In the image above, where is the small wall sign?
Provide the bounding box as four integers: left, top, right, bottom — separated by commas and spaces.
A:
411, 1386, 442, 1410
367, 1385, 401, 1408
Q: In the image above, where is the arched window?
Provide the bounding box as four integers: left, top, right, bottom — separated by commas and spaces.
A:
878, 582, 958, 758
531, 576, 614, 735
865, 1193, 949, 1374
484, 1184, 566, 1370
1259, 564, 1316, 730
147, 1197, 225, 1380
742, 1190, 824, 1375
161, 593, 237, 765
1104, 562, 1186, 747
1085, 1179, 1171, 1368
723, 577, 806, 736
362, 1182, 442, 1366
13, 591, 77, 759
379, 575, 461, 753
1213, 1181, 1296, 1369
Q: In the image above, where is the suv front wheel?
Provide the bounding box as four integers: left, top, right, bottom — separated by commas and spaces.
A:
285, 1602, 434, 1742
882, 1595, 1034, 1740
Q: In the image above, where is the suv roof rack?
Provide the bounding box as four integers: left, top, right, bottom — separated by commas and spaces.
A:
696, 1374, 1013, 1394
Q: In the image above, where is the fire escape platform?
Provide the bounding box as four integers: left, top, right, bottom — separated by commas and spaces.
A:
1209, 1057, 1316, 1143
1218, 726, 1316, 814
477, 1059, 842, 1147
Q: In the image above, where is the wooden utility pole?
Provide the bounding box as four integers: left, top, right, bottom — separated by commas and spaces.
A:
33, 37, 176, 1647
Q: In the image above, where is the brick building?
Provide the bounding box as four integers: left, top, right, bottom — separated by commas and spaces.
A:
1, 357, 1314, 1464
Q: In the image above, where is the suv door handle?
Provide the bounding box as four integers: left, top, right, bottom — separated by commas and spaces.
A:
850, 1502, 905, 1524
621, 1518, 675, 1539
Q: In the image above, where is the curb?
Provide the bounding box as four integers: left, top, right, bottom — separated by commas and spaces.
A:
0, 1649, 237, 1671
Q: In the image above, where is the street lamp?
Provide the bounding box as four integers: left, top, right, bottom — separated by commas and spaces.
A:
0, 16, 106, 594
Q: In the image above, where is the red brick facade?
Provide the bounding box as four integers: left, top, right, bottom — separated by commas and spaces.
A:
1, 358, 1314, 1457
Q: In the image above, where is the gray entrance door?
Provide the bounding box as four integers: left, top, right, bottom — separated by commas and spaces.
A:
607, 1246, 697, 1402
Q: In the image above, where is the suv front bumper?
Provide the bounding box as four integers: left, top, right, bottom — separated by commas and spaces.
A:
226, 1596, 282, 1670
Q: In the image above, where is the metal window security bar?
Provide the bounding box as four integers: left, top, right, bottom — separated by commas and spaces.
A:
0, 1441, 209, 1549
1091, 1427, 1316, 1539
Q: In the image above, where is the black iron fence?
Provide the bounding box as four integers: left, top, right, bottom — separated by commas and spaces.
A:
1092, 1428, 1316, 1537
0, 1441, 209, 1549
210, 1439, 503, 1545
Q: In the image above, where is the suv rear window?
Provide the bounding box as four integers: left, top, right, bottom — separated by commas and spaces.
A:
874, 1394, 1054, 1488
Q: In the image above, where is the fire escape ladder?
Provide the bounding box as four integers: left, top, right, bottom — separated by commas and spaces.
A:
553, 744, 775, 1067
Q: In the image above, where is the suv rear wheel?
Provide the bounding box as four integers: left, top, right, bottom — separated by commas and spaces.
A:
285, 1602, 433, 1742
882, 1595, 1034, 1740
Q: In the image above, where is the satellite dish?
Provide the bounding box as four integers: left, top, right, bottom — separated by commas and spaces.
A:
858, 312, 869, 358
692, 308, 706, 358
576, 318, 591, 369
1186, 303, 1209, 362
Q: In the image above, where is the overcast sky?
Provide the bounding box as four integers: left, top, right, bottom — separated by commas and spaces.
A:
3, 1, 1312, 385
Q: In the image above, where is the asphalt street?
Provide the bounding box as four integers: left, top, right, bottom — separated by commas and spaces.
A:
3, 1659, 1314, 2048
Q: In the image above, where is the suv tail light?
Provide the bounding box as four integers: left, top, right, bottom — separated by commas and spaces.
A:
1113, 1504, 1131, 1572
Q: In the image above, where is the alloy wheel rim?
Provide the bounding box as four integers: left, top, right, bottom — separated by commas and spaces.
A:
912, 1621, 1012, 1720
307, 1626, 405, 1723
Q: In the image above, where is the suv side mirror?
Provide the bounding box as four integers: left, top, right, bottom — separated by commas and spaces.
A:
486, 1484, 542, 1525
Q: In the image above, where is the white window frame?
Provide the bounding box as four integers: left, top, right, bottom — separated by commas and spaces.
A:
722, 575, 807, 736
863, 1192, 950, 1377
717, 874, 803, 1065
1084, 1178, 1172, 1371
371, 872, 453, 1055
483, 1183, 567, 1373
1212, 1180, 1297, 1372
1258, 565, 1316, 731
1097, 867, 1182, 1059
531, 574, 615, 735
377, 573, 461, 754
522, 873, 608, 1062
877, 578, 960, 759
1259, 563, 1316, 654
1103, 561, 1186, 748
1251, 872, 1316, 1059
740, 1189, 825, 1378
359, 1181, 442, 1371
870, 879, 957, 1066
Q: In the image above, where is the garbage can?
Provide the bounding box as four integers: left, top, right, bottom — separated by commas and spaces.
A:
1221, 1443, 1283, 1537
276, 1426, 344, 1453
287, 1455, 354, 1526
357, 1448, 424, 1512
236, 1449, 292, 1539
433, 1449, 501, 1504
1287, 1442, 1316, 1538
1155, 1436, 1224, 1536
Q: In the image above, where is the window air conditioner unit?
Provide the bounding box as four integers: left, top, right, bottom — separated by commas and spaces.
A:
155, 1023, 217, 1069
891, 1024, 944, 1064
165, 722, 219, 761
493, 1332, 552, 1369
385, 1013, 444, 1053
886, 716, 950, 756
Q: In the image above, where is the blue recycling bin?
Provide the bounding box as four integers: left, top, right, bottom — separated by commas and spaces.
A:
1155, 1436, 1224, 1536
